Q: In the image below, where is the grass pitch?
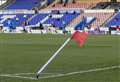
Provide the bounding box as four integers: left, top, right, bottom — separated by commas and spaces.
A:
0, 34, 119, 82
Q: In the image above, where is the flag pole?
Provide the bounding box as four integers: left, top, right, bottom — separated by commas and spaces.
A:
36, 37, 71, 78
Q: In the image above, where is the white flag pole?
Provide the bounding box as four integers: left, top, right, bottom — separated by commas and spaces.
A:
36, 37, 71, 78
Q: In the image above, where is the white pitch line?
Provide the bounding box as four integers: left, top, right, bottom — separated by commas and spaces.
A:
39, 65, 120, 79
0, 72, 60, 76
11, 73, 34, 76
0, 65, 120, 80
0, 73, 62, 80
0, 74, 37, 80
10, 73, 59, 76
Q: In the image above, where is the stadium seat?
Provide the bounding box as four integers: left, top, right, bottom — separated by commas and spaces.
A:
5, 0, 41, 9
107, 12, 120, 27
0, 14, 33, 26
28, 11, 80, 29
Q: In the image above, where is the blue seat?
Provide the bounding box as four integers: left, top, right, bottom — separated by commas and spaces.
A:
43, 13, 80, 29
28, 14, 48, 25
0, 14, 33, 27
107, 12, 120, 27
75, 16, 96, 30
6, 0, 41, 9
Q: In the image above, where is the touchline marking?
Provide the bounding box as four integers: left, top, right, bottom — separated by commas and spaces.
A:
0, 73, 60, 76
11, 73, 34, 75
10, 73, 59, 76
39, 65, 120, 79
0, 65, 120, 80
0, 74, 37, 80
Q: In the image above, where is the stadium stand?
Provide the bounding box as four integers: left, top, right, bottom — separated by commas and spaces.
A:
68, 11, 114, 29
48, 0, 108, 9
50, 2, 93, 9
74, 16, 96, 30
28, 13, 48, 25
107, 12, 120, 27
0, 0, 119, 34
92, 2, 120, 10
0, 14, 33, 26
5, 0, 41, 9
3, 0, 54, 10
28, 10, 80, 29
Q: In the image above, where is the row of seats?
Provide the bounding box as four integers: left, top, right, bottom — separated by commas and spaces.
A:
68, 12, 114, 29
85, 13, 114, 28
5, 0, 42, 9
28, 12, 80, 29
0, 11, 80, 30
0, 14, 33, 26
50, 3, 93, 9
107, 12, 120, 27
75, 16, 96, 30
0, 0, 118, 32
0, 12, 113, 29
92, 2, 120, 9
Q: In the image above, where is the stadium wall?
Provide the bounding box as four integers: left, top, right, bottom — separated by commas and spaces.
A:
0, 10, 35, 14
84, 9, 115, 13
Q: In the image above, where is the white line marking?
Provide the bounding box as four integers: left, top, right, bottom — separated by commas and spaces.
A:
9, 73, 59, 76
11, 73, 34, 75
0, 74, 37, 80
39, 65, 120, 79
0, 72, 60, 76
0, 65, 120, 80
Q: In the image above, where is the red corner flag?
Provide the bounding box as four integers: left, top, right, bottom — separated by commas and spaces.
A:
71, 31, 88, 47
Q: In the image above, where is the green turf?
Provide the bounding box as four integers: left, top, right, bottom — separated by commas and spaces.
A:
0, 34, 119, 82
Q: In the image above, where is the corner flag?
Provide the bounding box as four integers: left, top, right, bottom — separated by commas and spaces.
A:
71, 31, 88, 47
36, 31, 88, 79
